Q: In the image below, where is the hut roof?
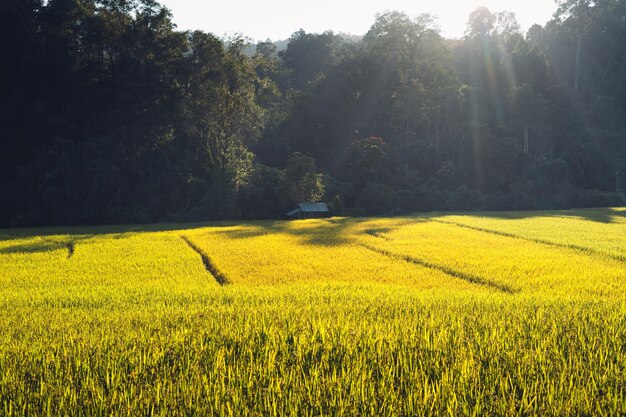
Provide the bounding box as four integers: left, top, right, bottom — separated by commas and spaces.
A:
298, 203, 329, 213
286, 202, 329, 217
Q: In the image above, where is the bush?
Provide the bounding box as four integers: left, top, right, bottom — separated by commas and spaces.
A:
239, 164, 284, 219
345, 207, 368, 217
573, 189, 625, 208
355, 183, 397, 215
330, 195, 345, 216
482, 190, 538, 211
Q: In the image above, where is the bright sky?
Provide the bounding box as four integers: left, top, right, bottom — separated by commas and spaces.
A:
158, 0, 559, 41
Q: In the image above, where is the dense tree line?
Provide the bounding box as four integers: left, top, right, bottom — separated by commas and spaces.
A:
1, 0, 625, 226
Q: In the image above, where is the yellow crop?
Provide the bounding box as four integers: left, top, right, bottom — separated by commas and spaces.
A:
0, 208, 625, 415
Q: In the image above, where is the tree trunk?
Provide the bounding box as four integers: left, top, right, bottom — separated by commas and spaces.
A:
574, 37, 582, 93
524, 126, 529, 154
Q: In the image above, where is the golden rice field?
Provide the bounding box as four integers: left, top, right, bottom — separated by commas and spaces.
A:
1, 208, 625, 416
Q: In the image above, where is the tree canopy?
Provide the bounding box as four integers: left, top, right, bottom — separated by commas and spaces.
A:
1, 0, 625, 226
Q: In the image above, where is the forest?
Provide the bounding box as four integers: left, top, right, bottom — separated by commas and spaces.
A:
1, 0, 625, 226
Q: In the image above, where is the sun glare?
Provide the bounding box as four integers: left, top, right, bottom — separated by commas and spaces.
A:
160, 0, 558, 40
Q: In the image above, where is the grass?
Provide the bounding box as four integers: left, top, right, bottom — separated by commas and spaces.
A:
0, 208, 625, 415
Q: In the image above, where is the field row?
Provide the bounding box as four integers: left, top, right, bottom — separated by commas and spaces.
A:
1, 285, 625, 416
1, 208, 625, 415
2, 209, 626, 304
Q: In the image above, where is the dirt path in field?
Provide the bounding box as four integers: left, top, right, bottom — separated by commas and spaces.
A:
360, 243, 517, 294
180, 235, 230, 285
431, 219, 625, 263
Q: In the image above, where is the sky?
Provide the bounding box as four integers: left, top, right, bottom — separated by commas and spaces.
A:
158, 0, 559, 41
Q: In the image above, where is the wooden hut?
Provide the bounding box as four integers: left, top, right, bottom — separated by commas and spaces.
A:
286, 203, 330, 219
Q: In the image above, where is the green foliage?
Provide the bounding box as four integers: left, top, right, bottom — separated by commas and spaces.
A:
329, 194, 345, 216
1, 1, 626, 225
279, 30, 346, 92
279, 152, 325, 204
355, 182, 397, 215
239, 164, 284, 219
341, 137, 392, 188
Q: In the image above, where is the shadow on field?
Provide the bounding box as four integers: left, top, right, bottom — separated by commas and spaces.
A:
0, 222, 238, 242
209, 217, 429, 247
2, 208, 623, 254
0, 218, 372, 255
208, 217, 359, 247
425, 207, 626, 224
0, 236, 82, 257
0, 222, 241, 257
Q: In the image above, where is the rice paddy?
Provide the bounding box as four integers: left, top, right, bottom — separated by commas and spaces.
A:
0, 208, 625, 416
